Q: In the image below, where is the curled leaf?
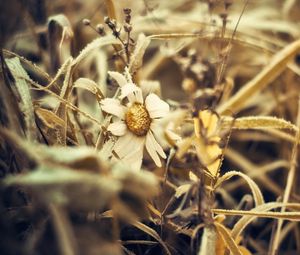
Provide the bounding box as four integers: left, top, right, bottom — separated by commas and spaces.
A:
215, 170, 265, 207
73, 78, 104, 101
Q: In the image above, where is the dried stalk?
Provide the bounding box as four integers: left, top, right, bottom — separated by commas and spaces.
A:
271, 96, 300, 254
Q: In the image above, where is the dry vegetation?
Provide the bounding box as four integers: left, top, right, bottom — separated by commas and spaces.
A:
1, 0, 300, 254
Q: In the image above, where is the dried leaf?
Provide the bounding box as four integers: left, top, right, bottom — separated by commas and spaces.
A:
73, 78, 104, 101
223, 116, 297, 133
129, 33, 151, 74
215, 170, 265, 207
175, 184, 191, 198
5, 57, 37, 141
213, 208, 300, 221
239, 246, 252, 255
132, 221, 171, 255
35, 107, 67, 145
216, 227, 226, 255
44, 57, 73, 90
194, 110, 223, 177
90, 50, 108, 96
214, 202, 300, 241
72, 35, 120, 68
215, 222, 243, 255
54, 60, 73, 145
29, 78, 103, 126
198, 225, 217, 255
0, 54, 24, 135
48, 14, 73, 70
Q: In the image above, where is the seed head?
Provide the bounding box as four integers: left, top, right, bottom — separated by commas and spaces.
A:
96, 24, 106, 36
82, 19, 91, 26
125, 103, 151, 136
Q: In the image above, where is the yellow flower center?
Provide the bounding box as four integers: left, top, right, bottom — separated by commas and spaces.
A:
125, 103, 151, 136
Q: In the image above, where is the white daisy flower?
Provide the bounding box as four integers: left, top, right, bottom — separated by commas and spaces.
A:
100, 71, 170, 170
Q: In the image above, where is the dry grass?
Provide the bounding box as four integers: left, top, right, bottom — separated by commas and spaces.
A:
1, 0, 300, 254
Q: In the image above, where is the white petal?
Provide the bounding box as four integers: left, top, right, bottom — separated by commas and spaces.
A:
113, 132, 144, 158
150, 120, 162, 140
101, 98, 126, 119
150, 120, 160, 132
113, 132, 134, 158
119, 83, 139, 102
119, 84, 144, 104
145, 134, 161, 167
145, 131, 166, 167
124, 67, 134, 84
108, 71, 127, 87
148, 130, 166, 159
113, 133, 145, 170
107, 121, 127, 136
145, 93, 169, 119
134, 87, 144, 104
122, 139, 145, 170
99, 140, 114, 160
131, 159, 143, 171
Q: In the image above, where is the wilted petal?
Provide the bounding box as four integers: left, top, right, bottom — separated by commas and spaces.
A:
149, 130, 166, 159
113, 132, 144, 158
108, 71, 127, 87
101, 98, 126, 119
149, 120, 162, 140
114, 132, 133, 158
150, 120, 168, 146
145, 93, 169, 119
145, 135, 161, 167
145, 131, 166, 167
114, 133, 145, 170
122, 138, 145, 170
107, 121, 127, 136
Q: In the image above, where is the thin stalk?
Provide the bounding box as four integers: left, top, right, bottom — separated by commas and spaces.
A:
270, 96, 300, 254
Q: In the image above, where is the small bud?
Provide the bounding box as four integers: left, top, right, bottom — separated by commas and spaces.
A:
219, 12, 228, 20
124, 23, 132, 33
82, 19, 91, 26
104, 16, 110, 24
123, 8, 131, 15
125, 15, 131, 24
112, 30, 120, 38
96, 24, 106, 36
